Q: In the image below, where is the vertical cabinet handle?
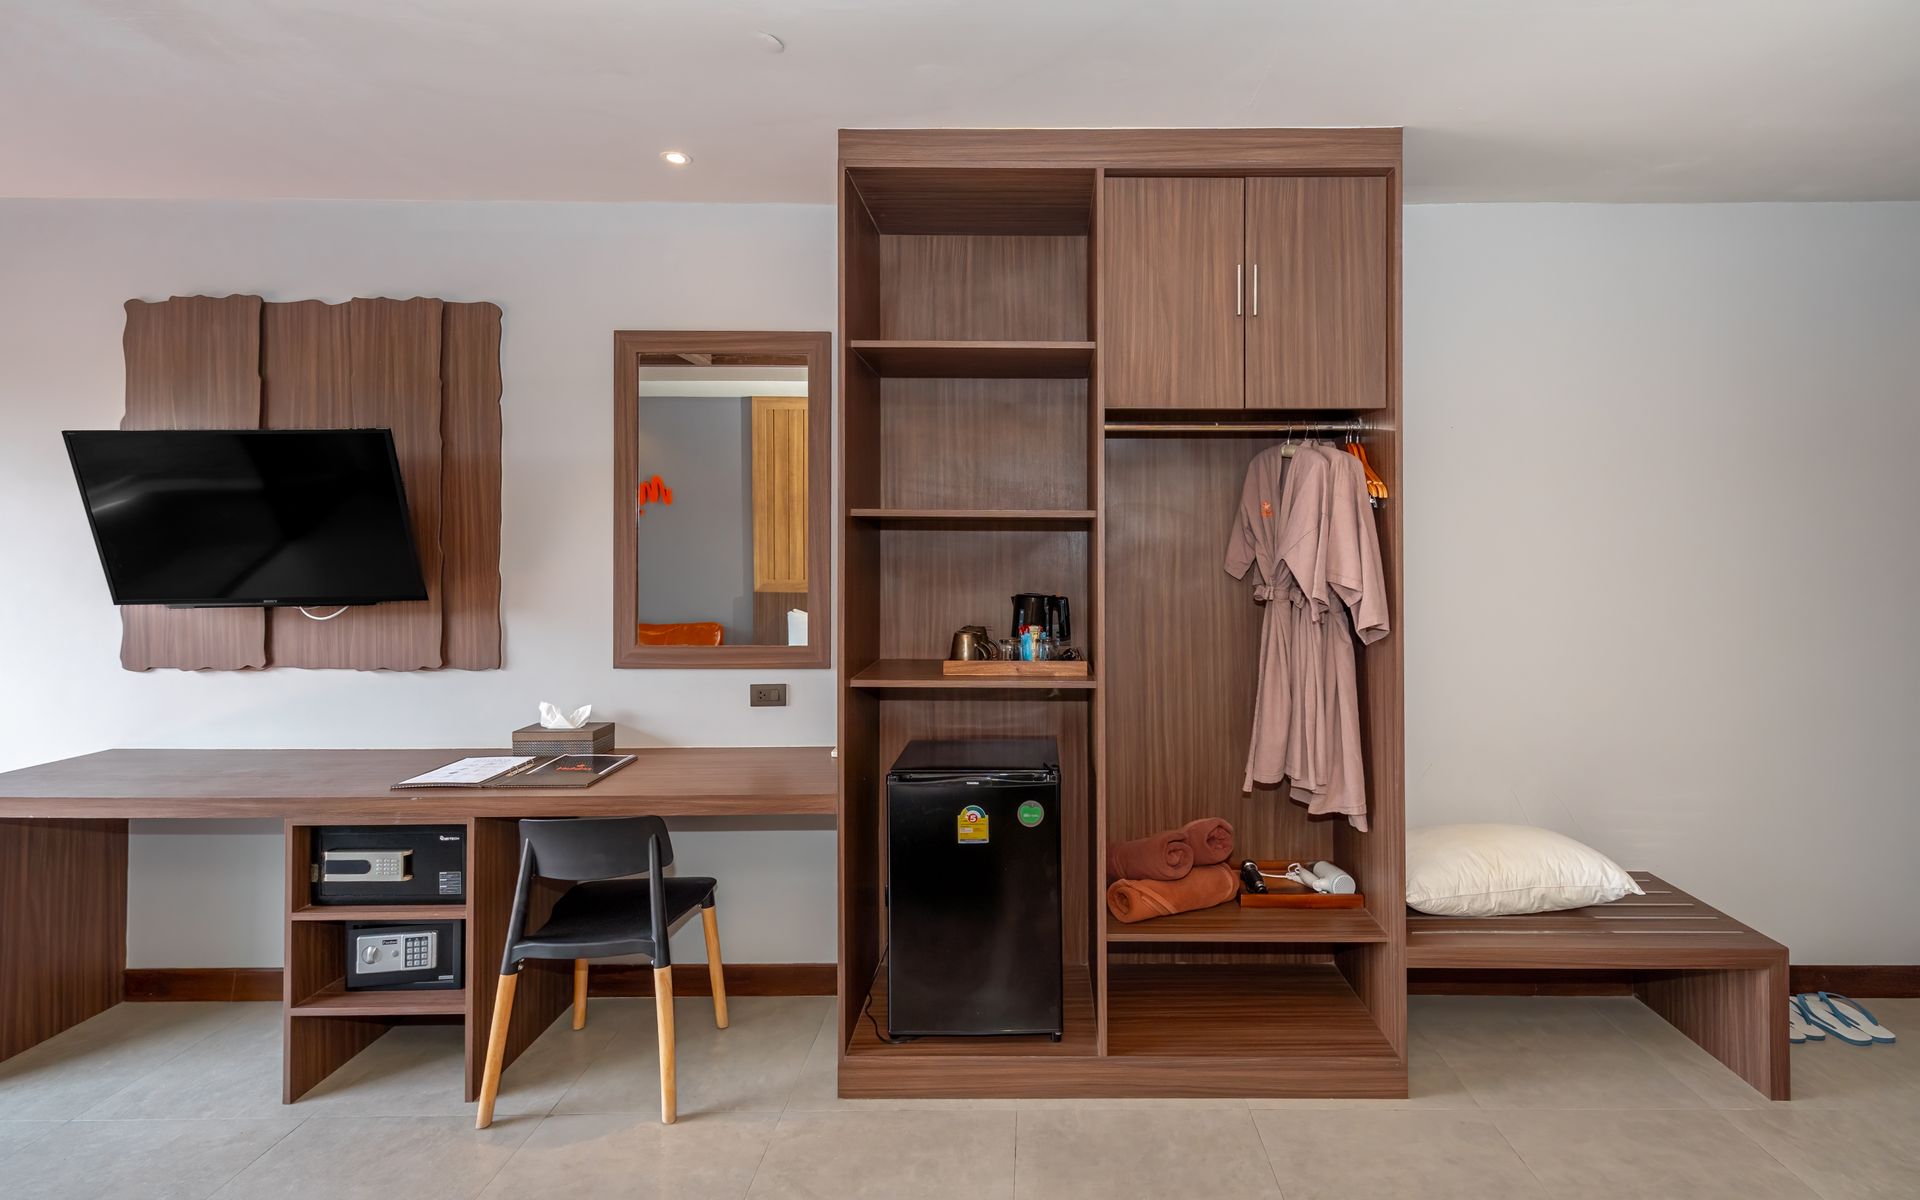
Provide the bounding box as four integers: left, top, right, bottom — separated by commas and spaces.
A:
1236, 264, 1243, 316
1252, 264, 1259, 316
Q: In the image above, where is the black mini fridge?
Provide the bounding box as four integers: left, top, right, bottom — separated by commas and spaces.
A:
885, 737, 1062, 1039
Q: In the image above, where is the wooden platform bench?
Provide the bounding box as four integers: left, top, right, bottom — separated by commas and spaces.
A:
1407, 872, 1790, 1100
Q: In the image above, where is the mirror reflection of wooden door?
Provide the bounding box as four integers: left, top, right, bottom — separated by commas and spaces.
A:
751, 395, 808, 643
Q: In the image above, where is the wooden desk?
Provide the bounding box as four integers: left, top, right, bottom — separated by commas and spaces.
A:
0, 746, 836, 1101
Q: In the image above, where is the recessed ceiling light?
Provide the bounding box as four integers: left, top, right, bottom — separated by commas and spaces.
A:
660, 150, 691, 166
755, 31, 785, 53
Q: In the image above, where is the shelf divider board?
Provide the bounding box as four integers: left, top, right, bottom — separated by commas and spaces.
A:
851, 507, 1095, 530
291, 904, 470, 922
1104, 905, 1387, 944
290, 983, 467, 1017
1105, 963, 1397, 1059
852, 658, 1097, 691
852, 340, 1094, 379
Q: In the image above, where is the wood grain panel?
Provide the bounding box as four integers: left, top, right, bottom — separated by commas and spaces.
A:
125, 968, 283, 1002
879, 527, 1087, 658
1245, 177, 1388, 410
353, 297, 444, 667
261, 299, 352, 662
877, 697, 1090, 967
119, 294, 266, 670
879, 235, 1088, 340
751, 396, 809, 591
1639, 961, 1790, 1101
753, 589, 807, 645
879, 378, 1088, 511
847, 167, 1094, 235
0, 818, 125, 1063
1106, 964, 1397, 1059
1104, 437, 1332, 881
587, 962, 835, 997
1101, 177, 1244, 409
439, 302, 504, 668
0, 747, 838, 820
841, 129, 1402, 174
282, 826, 386, 1101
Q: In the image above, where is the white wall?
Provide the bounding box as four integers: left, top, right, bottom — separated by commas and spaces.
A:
1404, 202, 1920, 964
4, 198, 1917, 967
0, 198, 838, 967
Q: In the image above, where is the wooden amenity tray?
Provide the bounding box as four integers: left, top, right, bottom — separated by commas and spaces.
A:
1408, 873, 1790, 1100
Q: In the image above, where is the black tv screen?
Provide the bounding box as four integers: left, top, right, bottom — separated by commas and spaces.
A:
64, 429, 429, 607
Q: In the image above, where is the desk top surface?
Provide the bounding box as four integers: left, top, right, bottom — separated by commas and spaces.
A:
0, 746, 839, 820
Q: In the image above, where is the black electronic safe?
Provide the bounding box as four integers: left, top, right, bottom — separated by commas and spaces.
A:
344, 920, 463, 990
309, 825, 465, 906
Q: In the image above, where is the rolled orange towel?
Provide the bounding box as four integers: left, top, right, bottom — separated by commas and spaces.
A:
1106, 830, 1192, 883
1106, 864, 1240, 924
1181, 817, 1234, 866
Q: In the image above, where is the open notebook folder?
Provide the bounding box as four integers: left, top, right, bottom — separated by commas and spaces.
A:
392, 754, 636, 790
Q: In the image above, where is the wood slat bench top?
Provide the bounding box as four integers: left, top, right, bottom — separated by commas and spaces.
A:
1407, 874, 1786, 970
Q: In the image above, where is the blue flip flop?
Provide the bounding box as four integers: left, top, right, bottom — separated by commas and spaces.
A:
1795, 994, 1872, 1045
1797, 993, 1881, 1045
1813, 993, 1895, 1044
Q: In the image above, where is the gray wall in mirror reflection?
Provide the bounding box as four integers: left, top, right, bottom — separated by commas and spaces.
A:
634, 395, 754, 642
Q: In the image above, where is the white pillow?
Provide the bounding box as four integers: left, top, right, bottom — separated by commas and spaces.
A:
1405, 824, 1643, 917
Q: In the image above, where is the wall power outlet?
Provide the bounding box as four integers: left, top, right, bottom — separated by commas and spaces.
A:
749, 683, 788, 707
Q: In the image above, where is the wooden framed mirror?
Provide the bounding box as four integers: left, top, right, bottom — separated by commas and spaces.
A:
613, 330, 830, 668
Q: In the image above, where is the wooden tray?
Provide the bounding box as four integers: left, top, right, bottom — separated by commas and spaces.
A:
941, 659, 1090, 678
1238, 860, 1365, 908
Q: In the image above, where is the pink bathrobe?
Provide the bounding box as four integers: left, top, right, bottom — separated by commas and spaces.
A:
1224, 444, 1388, 830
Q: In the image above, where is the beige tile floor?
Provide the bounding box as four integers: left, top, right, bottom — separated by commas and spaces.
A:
0, 994, 1913, 1198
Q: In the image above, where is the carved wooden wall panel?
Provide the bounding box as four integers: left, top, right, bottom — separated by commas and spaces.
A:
119, 295, 267, 671
439, 303, 505, 669
119, 294, 502, 672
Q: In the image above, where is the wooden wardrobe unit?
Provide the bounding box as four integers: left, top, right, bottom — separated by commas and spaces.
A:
836, 128, 1404, 1098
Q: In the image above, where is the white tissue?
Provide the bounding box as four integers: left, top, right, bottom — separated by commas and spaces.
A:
538, 702, 592, 730
787, 608, 808, 647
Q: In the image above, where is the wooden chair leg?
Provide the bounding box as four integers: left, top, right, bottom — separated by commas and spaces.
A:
475, 972, 518, 1129
702, 905, 729, 1029
654, 965, 677, 1124
572, 959, 589, 1030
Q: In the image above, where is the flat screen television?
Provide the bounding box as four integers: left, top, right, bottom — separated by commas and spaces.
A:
64, 429, 430, 608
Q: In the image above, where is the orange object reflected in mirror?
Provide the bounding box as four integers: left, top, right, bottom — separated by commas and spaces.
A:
636, 622, 724, 647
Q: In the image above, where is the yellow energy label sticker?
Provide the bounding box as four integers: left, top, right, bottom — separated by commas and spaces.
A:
957, 804, 989, 844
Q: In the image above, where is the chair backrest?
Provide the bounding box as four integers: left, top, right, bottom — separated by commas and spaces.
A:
518, 816, 673, 881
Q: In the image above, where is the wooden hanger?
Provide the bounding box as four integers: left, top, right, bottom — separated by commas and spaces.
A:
1344, 440, 1388, 506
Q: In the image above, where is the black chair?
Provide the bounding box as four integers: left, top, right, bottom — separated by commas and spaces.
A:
475, 816, 727, 1127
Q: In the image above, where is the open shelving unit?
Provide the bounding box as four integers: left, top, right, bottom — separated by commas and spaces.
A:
836, 128, 1405, 1099
280, 818, 571, 1105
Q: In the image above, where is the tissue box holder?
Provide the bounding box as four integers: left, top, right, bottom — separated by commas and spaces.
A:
511, 721, 615, 756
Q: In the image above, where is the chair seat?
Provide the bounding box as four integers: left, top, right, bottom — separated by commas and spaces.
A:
509, 876, 718, 963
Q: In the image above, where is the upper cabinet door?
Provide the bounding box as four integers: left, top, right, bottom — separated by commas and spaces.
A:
1101, 177, 1245, 409
1244, 177, 1389, 410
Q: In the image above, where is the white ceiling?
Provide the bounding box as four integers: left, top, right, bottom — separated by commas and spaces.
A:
3, 0, 1915, 204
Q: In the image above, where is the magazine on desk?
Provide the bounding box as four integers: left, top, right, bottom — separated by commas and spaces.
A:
392, 754, 636, 790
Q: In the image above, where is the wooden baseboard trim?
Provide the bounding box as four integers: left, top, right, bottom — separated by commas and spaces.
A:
125, 968, 282, 1002
125, 963, 836, 1004
590, 963, 835, 998
1789, 965, 1920, 997
131, 963, 1913, 1006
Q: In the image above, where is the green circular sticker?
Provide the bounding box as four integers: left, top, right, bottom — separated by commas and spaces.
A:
1017, 800, 1045, 827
